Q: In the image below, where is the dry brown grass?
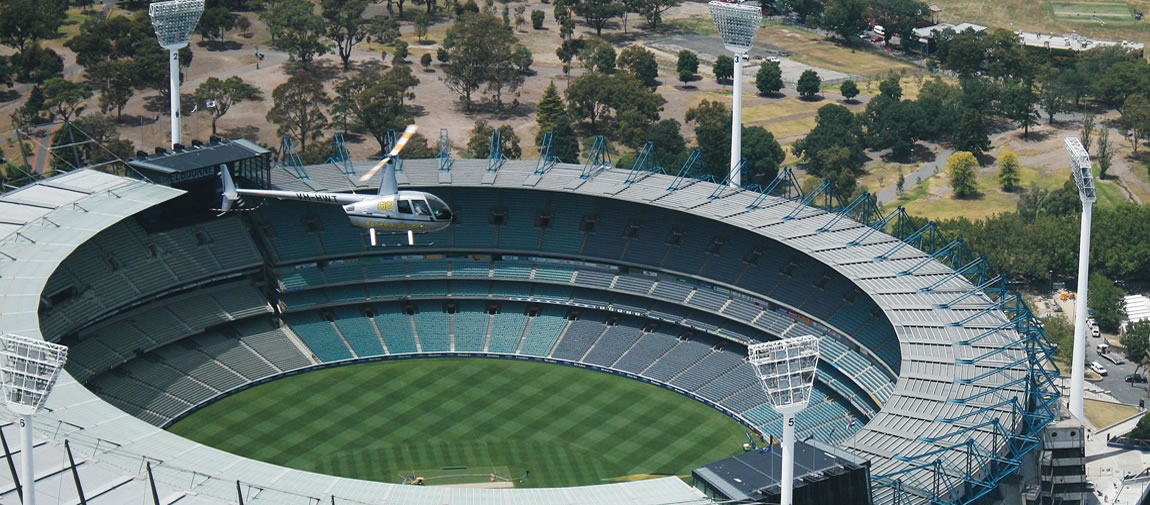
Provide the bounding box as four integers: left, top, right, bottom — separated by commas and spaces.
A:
1084, 398, 1141, 429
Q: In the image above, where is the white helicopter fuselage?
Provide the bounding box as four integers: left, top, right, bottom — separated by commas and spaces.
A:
341, 191, 452, 234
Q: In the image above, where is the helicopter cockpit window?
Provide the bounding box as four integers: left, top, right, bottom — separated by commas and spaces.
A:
411, 199, 432, 216
426, 195, 452, 220
397, 200, 412, 214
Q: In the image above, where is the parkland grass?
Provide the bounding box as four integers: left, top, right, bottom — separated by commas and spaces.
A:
169, 358, 747, 488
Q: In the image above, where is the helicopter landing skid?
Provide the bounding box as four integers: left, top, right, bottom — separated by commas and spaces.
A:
369, 228, 433, 247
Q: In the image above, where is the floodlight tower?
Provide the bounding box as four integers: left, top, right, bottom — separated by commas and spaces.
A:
0, 334, 68, 505
149, 0, 205, 150
748, 335, 819, 505
1064, 137, 1095, 423
708, 0, 762, 188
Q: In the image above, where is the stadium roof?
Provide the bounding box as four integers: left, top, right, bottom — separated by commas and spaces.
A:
0, 159, 1052, 505
0, 170, 183, 340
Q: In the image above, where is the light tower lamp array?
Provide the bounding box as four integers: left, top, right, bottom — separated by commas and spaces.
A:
149, 0, 205, 150
1064, 136, 1095, 423
748, 335, 820, 505
708, 0, 762, 188
0, 333, 68, 505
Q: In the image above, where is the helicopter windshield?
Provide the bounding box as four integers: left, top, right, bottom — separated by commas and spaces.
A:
426, 195, 452, 221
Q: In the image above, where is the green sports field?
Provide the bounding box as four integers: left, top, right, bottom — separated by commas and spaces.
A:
168, 358, 748, 488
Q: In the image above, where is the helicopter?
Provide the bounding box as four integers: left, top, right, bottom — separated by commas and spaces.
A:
219, 125, 453, 246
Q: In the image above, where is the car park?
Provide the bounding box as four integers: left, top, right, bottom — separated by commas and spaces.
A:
1090, 361, 1108, 376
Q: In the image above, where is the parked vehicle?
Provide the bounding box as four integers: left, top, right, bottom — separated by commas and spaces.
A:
1090, 361, 1108, 376
1125, 374, 1148, 384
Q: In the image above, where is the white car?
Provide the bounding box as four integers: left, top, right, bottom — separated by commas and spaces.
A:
1090, 361, 1108, 376
765, 56, 782, 63
1091, 326, 1101, 338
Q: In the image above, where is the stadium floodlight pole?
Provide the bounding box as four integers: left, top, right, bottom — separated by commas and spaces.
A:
708, 0, 762, 188
0, 333, 68, 505
149, 0, 205, 150
1065, 137, 1095, 423
748, 335, 819, 505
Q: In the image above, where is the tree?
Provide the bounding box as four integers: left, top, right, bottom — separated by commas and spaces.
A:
820, 0, 868, 43
415, 12, 430, 41
421, 52, 433, 69
1121, 94, 1150, 153
685, 99, 732, 180
983, 28, 1031, 80
550, 117, 582, 163
998, 150, 1020, 192
194, 76, 262, 136
640, 0, 679, 30
466, 120, 522, 159
791, 104, 867, 177
393, 40, 410, 63
535, 81, 567, 144
578, 40, 616, 74
742, 126, 786, 185
42, 77, 92, 123
646, 119, 686, 168
1041, 315, 1073, 360
442, 13, 523, 111
333, 63, 419, 152
713, 55, 733, 84
839, 80, 858, 102
871, 0, 928, 46
947, 151, 978, 198
1000, 80, 1040, 138
263, 0, 329, 68
566, 71, 664, 127
10, 43, 62, 84
1038, 70, 1068, 125
1121, 321, 1150, 366
617, 45, 657, 87
13, 85, 44, 126
796, 69, 821, 99
1081, 114, 1096, 154
1096, 127, 1113, 179
89, 60, 136, 119
198, 6, 236, 41
953, 110, 990, 156
616, 107, 652, 149
237, 16, 252, 36
861, 96, 923, 160
324, 0, 393, 72
676, 50, 698, 80
515, 6, 527, 30
1090, 272, 1126, 334
0, 0, 65, 53
755, 61, 783, 95
532, 9, 545, 29
570, 0, 625, 36
267, 72, 331, 152
944, 29, 985, 77
512, 44, 533, 75
65, 15, 152, 69
878, 77, 902, 100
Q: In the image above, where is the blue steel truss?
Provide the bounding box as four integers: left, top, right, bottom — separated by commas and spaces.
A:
847, 206, 907, 246
487, 129, 507, 172
535, 131, 560, 175
818, 192, 880, 233
580, 136, 610, 178
277, 136, 307, 179
667, 148, 704, 191
898, 239, 968, 276
625, 141, 656, 184
709, 159, 744, 199
747, 168, 803, 208
783, 179, 833, 220
326, 133, 352, 175
437, 128, 453, 171
871, 240, 1060, 505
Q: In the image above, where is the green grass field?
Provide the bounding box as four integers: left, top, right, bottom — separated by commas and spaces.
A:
168, 358, 748, 488
1050, 1, 1135, 21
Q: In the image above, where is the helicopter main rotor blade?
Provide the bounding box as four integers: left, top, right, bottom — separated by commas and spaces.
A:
359, 125, 418, 183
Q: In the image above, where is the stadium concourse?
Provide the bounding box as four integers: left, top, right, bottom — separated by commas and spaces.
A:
0, 153, 1059, 505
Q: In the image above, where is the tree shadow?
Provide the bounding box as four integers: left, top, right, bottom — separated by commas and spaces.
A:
298, 60, 343, 82
197, 40, 244, 51
410, 104, 429, 118
416, 40, 436, 46
758, 91, 785, 99
798, 95, 825, 102
0, 89, 20, 103
974, 152, 997, 166
1018, 129, 1055, 142
601, 31, 641, 45
219, 125, 261, 142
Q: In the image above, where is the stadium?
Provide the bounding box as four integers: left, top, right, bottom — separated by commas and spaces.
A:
0, 147, 1060, 505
